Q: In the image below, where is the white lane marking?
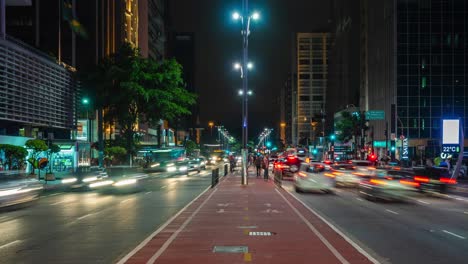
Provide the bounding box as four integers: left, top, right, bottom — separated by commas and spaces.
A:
145, 192, 152, 195
45, 193, 60, 198
385, 209, 399, 215
442, 230, 466, 240
161, 185, 167, 189
334, 189, 342, 193
455, 197, 465, 201
356, 198, 364, 202
463, 212, 468, 215
283, 188, 381, 264
120, 198, 134, 204
146, 188, 217, 264
77, 213, 96, 220
216, 209, 225, 213
0, 240, 22, 250
417, 200, 430, 205
51, 200, 73, 205
116, 185, 212, 264
276, 189, 350, 264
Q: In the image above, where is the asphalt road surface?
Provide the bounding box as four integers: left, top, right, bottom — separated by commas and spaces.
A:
0, 169, 214, 263
282, 181, 468, 264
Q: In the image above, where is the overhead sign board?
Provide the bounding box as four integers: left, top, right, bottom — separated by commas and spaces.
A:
366, 110, 385, 120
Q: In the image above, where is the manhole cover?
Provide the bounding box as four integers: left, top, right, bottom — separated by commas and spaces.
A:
213, 246, 248, 253
249, 231, 276, 236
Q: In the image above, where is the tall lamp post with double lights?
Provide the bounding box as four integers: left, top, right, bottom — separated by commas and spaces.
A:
232, 3, 259, 185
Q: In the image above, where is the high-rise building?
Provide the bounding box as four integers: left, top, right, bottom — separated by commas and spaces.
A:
327, 0, 361, 133
365, 0, 467, 160
294, 33, 330, 147
1, 0, 77, 142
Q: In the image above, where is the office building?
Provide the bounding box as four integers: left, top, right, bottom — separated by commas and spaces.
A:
294, 32, 330, 147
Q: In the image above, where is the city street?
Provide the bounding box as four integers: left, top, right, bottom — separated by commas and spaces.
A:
0, 170, 214, 263
282, 181, 468, 264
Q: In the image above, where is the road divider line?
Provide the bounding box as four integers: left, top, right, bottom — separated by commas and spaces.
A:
116, 185, 212, 264
282, 187, 381, 264
51, 200, 73, 205
442, 230, 466, 239
120, 198, 134, 204
77, 213, 96, 220
0, 240, 22, 250
276, 189, 350, 264
417, 200, 430, 205
145, 192, 152, 195
385, 209, 399, 215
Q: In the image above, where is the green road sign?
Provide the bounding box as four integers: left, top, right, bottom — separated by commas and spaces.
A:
366, 110, 385, 120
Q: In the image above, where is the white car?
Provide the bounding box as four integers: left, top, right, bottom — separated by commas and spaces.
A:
294, 163, 334, 193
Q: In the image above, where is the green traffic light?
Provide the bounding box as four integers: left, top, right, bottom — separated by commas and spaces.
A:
312, 149, 318, 154
82, 98, 89, 105
330, 134, 336, 141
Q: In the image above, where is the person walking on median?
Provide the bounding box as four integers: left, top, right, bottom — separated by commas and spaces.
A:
255, 155, 263, 177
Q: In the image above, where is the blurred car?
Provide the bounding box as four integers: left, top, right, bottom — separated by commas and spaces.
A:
273, 155, 302, 178
198, 156, 208, 170
207, 154, 224, 165
187, 158, 203, 173
411, 166, 456, 193
92, 173, 149, 193
328, 164, 361, 187
0, 176, 43, 208
350, 160, 374, 167
358, 169, 419, 201
69, 166, 109, 190
294, 163, 334, 193
143, 148, 188, 174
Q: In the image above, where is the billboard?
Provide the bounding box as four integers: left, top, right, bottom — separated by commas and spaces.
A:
442, 119, 460, 145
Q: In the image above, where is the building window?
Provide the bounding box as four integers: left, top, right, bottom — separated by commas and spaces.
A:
299, 96, 310, 101
421, 76, 426, 89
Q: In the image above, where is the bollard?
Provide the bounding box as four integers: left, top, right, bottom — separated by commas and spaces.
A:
274, 169, 282, 187
211, 169, 216, 188
216, 168, 220, 185
224, 164, 228, 176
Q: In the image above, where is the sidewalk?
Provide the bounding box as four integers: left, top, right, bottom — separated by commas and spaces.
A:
117, 169, 378, 264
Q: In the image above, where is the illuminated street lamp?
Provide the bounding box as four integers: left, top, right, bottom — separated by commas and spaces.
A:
208, 121, 214, 135
232, 1, 260, 185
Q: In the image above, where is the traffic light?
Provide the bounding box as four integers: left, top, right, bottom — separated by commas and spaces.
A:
312, 149, 318, 155
330, 134, 336, 141
390, 146, 396, 151
266, 141, 272, 148
368, 154, 377, 162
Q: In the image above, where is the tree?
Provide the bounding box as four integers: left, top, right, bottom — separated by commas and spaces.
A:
335, 111, 368, 157
46, 144, 61, 174
83, 43, 196, 162
185, 140, 198, 157
0, 144, 28, 170
104, 146, 127, 165
25, 139, 48, 175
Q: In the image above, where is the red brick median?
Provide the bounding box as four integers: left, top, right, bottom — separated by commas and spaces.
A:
119, 170, 376, 264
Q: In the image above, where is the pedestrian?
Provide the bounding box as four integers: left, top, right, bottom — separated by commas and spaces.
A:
263, 155, 269, 181
255, 155, 262, 177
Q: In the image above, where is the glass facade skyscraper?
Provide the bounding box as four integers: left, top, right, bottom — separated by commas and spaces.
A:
396, 0, 467, 144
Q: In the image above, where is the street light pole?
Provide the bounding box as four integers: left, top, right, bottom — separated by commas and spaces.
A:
240, 0, 250, 185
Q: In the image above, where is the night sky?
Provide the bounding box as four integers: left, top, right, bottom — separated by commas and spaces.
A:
170, 0, 330, 140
